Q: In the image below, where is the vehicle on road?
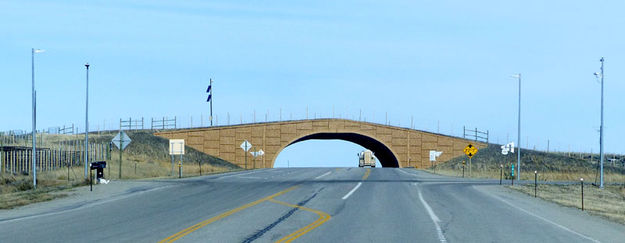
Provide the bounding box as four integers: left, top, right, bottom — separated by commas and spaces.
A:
358, 150, 376, 167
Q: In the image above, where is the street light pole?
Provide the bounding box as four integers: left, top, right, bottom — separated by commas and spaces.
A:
598, 57, 605, 188
31, 48, 37, 189
31, 48, 44, 189
84, 63, 90, 179
210, 78, 213, 126
514, 73, 522, 181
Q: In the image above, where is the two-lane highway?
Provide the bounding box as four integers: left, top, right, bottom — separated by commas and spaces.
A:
1, 168, 624, 242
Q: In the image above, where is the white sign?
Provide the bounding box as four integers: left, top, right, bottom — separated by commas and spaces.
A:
251, 149, 264, 157
429, 151, 443, 161
501, 142, 515, 155
169, 139, 185, 155
240, 140, 252, 152
112, 131, 132, 150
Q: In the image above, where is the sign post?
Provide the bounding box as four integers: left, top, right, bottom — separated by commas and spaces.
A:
463, 144, 478, 177
499, 164, 503, 185
429, 151, 442, 172
169, 139, 185, 177
250, 149, 264, 169
240, 140, 252, 169
511, 163, 515, 185
462, 160, 466, 178
501, 142, 515, 185
112, 131, 131, 179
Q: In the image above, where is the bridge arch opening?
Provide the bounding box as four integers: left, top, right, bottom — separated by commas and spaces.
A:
272, 132, 400, 168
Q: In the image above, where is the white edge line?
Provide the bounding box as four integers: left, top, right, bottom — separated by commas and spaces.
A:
486, 190, 600, 243
397, 168, 417, 176
342, 182, 362, 200
217, 170, 262, 179
315, 171, 332, 180
416, 185, 447, 243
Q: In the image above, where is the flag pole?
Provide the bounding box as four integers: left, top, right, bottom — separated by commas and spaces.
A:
210, 78, 213, 126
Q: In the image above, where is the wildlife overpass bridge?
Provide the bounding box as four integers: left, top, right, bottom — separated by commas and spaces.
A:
155, 119, 485, 168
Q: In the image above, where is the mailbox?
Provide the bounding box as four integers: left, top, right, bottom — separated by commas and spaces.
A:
90, 161, 106, 180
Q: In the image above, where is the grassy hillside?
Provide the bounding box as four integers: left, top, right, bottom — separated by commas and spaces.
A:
435, 144, 625, 182
1, 130, 239, 208
91, 131, 238, 169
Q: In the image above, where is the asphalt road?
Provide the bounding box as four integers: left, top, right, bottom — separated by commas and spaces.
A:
1, 168, 624, 242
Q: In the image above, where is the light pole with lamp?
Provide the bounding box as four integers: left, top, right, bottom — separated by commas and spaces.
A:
512, 73, 522, 180
31, 48, 45, 189
84, 63, 90, 179
594, 57, 605, 188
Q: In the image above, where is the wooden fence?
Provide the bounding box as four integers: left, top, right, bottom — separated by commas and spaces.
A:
0, 142, 111, 175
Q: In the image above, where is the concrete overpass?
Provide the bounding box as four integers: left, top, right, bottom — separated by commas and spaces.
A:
155, 119, 486, 168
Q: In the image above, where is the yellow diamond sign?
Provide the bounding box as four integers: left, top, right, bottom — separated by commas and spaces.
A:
464, 144, 478, 158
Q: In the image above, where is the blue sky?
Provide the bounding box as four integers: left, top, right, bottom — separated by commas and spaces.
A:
1, 0, 624, 167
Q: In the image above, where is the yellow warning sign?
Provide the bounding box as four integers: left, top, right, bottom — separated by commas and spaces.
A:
464, 144, 478, 158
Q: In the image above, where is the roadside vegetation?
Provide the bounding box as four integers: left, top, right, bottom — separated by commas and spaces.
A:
510, 184, 625, 224
429, 143, 625, 225
0, 173, 86, 209
0, 130, 239, 209
433, 144, 625, 183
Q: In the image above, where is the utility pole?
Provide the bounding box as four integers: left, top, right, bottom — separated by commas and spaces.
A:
84, 63, 90, 179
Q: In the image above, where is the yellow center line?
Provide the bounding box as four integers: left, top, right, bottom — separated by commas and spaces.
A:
269, 199, 331, 243
159, 186, 298, 243
362, 168, 371, 180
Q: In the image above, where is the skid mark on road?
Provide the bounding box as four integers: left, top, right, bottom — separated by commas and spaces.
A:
415, 184, 447, 243
242, 192, 319, 243
270, 199, 331, 243
159, 186, 297, 243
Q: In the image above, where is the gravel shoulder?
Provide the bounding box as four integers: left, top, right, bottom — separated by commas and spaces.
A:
475, 184, 625, 243
0, 179, 176, 222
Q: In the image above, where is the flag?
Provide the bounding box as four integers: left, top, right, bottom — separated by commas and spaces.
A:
206, 94, 212, 102
206, 84, 211, 93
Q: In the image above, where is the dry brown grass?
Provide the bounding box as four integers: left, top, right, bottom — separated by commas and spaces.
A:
431, 167, 625, 183
104, 151, 237, 179
1, 131, 240, 209
510, 184, 625, 224
0, 171, 88, 209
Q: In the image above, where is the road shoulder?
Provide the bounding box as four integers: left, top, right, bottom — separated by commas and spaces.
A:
474, 185, 625, 243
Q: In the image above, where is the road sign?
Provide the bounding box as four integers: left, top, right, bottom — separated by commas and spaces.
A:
429, 151, 443, 161
169, 139, 185, 155
112, 131, 131, 150
511, 164, 515, 176
501, 142, 515, 155
251, 149, 264, 157
240, 140, 252, 152
464, 144, 478, 158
